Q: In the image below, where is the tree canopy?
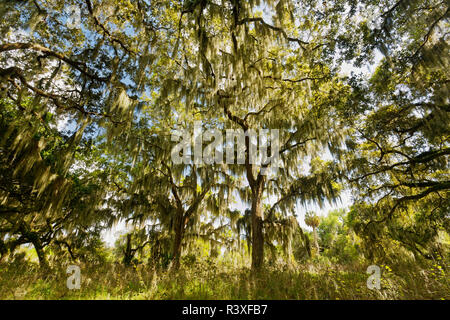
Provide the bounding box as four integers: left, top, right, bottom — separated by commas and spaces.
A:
0, 0, 448, 284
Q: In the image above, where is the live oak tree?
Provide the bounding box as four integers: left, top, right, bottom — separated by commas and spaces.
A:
0, 0, 172, 217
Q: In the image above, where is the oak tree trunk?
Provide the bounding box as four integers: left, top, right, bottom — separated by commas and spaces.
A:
313, 227, 319, 255
251, 182, 264, 271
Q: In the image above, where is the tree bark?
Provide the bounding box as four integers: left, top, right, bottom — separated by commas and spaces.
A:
251, 180, 265, 271
171, 210, 185, 271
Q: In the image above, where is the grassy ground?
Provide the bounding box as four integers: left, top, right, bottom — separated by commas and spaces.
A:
0, 256, 448, 300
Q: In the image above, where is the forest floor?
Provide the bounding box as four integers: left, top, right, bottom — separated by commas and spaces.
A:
0, 257, 448, 300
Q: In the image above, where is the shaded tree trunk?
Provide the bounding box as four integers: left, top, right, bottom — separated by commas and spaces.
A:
123, 234, 133, 266
303, 232, 312, 257
29, 234, 49, 270
251, 180, 265, 271
34, 243, 49, 270
0, 239, 7, 263
171, 210, 185, 271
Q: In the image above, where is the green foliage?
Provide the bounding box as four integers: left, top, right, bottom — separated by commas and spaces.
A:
0, 0, 448, 299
